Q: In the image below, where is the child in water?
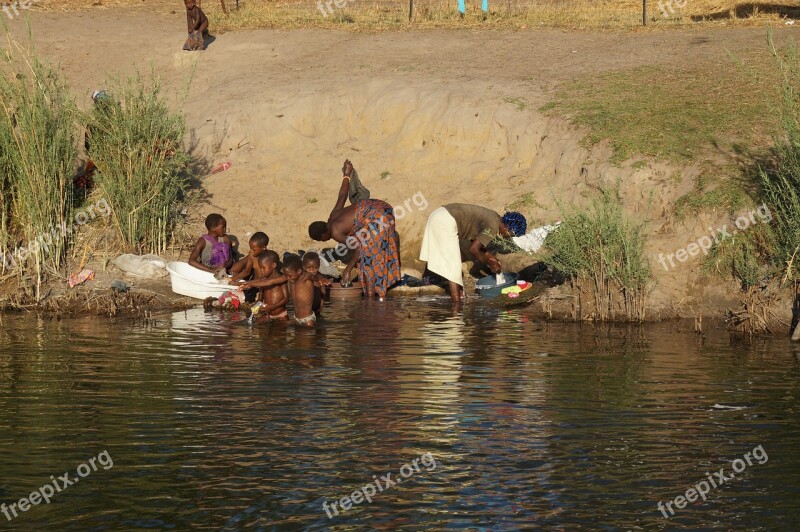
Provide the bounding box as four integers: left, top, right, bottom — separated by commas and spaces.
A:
183, 0, 208, 51
227, 231, 269, 302
255, 251, 289, 320
302, 252, 332, 313
284, 255, 317, 326
241, 254, 315, 325
188, 213, 233, 273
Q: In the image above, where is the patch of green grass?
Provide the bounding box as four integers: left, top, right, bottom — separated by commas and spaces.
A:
503, 96, 527, 111
544, 54, 779, 164
380, 171, 391, 180
631, 160, 648, 170
306, 197, 318, 204
506, 192, 543, 212
673, 174, 750, 222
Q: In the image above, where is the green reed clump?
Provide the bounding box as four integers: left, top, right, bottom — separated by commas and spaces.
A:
0, 36, 77, 295
543, 186, 650, 321
707, 32, 800, 291
759, 32, 800, 283
85, 74, 190, 254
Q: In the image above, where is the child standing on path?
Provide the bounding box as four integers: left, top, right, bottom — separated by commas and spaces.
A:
183, 0, 208, 51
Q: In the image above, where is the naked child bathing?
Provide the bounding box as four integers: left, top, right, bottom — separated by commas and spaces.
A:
241, 254, 316, 324
283, 255, 317, 326
240, 251, 289, 320
302, 252, 332, 313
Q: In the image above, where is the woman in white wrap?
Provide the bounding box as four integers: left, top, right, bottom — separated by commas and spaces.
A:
419, 203, 527, 303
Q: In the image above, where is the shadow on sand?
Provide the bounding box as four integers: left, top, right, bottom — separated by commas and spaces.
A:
691, 3, 800, 21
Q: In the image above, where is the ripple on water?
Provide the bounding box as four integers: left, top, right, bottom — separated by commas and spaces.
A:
0, 302, 798, 528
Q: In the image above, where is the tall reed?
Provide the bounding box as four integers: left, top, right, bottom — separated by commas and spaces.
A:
0, 34, 77, 297
84, 73, 190, 254
543, 186, 650, 321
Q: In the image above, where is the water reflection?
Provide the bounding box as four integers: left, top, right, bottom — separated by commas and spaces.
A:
0, 304, 798, 529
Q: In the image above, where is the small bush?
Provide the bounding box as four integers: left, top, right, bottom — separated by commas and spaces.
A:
542, 186, 650, 320
85, 73, 190, 254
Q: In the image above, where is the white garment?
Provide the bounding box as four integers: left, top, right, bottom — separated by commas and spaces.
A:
113, 254, 167, 278
512, 223, 561, 253
419, 207, 464, 287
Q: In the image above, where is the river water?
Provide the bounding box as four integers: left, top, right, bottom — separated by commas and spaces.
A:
0, 300, 798, 529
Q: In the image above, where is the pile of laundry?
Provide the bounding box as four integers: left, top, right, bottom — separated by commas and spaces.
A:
501, 280, 533, 299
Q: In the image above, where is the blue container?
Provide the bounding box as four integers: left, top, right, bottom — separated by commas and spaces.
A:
475, 273, 519, 299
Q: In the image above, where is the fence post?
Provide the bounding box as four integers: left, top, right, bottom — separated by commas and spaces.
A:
409, 0, 413, 21
643, 0, 647, 25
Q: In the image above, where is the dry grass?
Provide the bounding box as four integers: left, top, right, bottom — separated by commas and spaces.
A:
41, 0, 800, 32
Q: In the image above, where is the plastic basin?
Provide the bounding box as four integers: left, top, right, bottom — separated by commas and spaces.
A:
166, 262, 231, 300
475, 273, 519, 299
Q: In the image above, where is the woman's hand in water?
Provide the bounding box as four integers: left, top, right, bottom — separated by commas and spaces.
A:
342, 159, 354, 178
340, 268, 353, 287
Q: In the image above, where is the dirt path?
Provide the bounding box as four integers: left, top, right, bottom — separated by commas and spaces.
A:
10, 6, 782, 102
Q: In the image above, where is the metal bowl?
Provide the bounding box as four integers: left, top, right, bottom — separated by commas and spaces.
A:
329, 282, 364, 300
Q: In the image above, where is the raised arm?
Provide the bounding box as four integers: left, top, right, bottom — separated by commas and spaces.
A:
329, 159, 354, 220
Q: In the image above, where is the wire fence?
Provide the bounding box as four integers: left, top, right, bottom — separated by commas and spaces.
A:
204, 0, 800, 29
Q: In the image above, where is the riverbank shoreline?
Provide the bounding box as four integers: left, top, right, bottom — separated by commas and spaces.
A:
1, 262, 792, 333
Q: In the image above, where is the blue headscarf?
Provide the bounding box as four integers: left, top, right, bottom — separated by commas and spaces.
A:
502, 211, 527, 237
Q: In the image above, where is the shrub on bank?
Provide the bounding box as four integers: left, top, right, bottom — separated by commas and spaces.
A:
542, 186, 650, 321
0, 36, 192, 303
708, 33, 800, 291
84, 74, 190, 255
695, 33, 800, 334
